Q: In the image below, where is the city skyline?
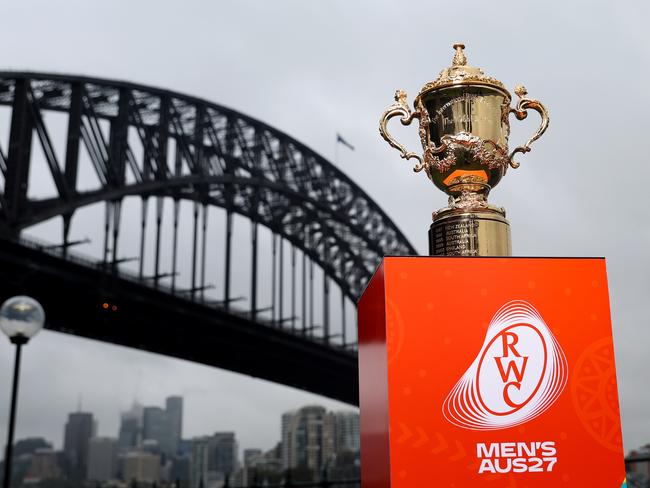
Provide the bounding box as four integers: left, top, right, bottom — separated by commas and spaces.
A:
2, 384, 357, 458
1, 399, 360, 487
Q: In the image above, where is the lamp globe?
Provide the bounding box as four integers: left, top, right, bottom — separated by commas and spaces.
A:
0, 296, 45, 344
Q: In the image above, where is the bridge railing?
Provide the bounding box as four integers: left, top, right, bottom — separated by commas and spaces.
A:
11, 233, 356, 353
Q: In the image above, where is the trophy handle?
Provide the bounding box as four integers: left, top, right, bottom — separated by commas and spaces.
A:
508, 85, 549, 169
379, 90, 425, 172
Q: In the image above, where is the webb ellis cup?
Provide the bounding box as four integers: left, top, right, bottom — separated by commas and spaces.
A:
380, 43, 549, 256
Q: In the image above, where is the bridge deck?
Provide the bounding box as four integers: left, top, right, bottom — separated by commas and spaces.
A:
0, 237, 359, 405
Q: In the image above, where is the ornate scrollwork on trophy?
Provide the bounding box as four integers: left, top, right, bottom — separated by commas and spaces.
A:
423, 132, 510, 174
378, 90, 425, 172
508, 85, 550, 168
447, 191, 489, 210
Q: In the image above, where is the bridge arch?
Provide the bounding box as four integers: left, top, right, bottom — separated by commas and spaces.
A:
0, 72, 416, 403
0, 72, 415, 301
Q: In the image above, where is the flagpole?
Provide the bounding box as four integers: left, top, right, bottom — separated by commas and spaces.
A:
335, 133, 355, 165
335, 135, 339, 166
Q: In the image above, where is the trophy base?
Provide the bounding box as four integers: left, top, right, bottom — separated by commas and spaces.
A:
428, 206, 511, 256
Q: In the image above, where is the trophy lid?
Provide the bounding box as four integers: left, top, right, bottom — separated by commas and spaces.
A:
417, 43, 510, 99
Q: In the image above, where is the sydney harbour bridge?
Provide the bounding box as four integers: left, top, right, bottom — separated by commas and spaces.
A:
0, 72, 415, 405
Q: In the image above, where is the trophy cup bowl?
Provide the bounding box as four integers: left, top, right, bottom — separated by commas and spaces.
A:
418, 84, 510, 196
380, 43, 549, 256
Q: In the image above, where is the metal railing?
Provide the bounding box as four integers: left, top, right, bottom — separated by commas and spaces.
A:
11, 234, 357, 352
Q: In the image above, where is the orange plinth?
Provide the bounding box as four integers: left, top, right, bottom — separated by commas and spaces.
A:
358, 257, 626, 488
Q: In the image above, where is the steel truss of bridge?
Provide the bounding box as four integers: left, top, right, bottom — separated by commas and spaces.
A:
0, 72, 415, 404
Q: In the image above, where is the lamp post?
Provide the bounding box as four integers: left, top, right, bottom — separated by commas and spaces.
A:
0, 296, 45, 488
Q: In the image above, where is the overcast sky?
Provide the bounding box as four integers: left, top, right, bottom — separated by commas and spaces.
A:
0, 0, 648, 455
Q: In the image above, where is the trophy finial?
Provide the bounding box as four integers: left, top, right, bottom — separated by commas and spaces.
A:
452, 43, 467, 66
514, 85, 528, 98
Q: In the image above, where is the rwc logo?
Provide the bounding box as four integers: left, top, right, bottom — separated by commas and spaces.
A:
442, 300, 568, 430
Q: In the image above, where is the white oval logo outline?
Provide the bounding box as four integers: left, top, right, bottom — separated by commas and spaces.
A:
442, 300, 568, 431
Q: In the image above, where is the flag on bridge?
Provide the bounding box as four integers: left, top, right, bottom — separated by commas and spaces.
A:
336, 133, 355, 151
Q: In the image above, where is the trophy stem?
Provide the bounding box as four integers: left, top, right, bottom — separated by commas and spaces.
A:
428, 206, 512, 256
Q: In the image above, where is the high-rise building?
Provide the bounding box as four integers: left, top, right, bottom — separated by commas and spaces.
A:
63, 412, 94, 480
280, 412, 294, 471
243, 449, 262, 468
169, 455, 191, 488
118, 403, 143, 451
335, 411, 360, 453
118, 417, 141, 451
281, 406, 335, 472
262, 443, 282, 472
178, 439, 192, 457
166, 396, 183, 455
87, 437, 118, 481
14, 438, 52, 457
208, 432, 238, 477
122, 452, 161, 483
141, 439, 160, 454
24, 448, 62, 482
141, 397, 183, 457
190, 437, 210, 488
143, 407, 173, 456
240, 448, 263, 487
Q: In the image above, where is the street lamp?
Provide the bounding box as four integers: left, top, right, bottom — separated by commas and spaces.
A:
0, 296, 45, 488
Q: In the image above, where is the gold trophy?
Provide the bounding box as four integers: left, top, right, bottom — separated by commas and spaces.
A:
380, 43, 549, 256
